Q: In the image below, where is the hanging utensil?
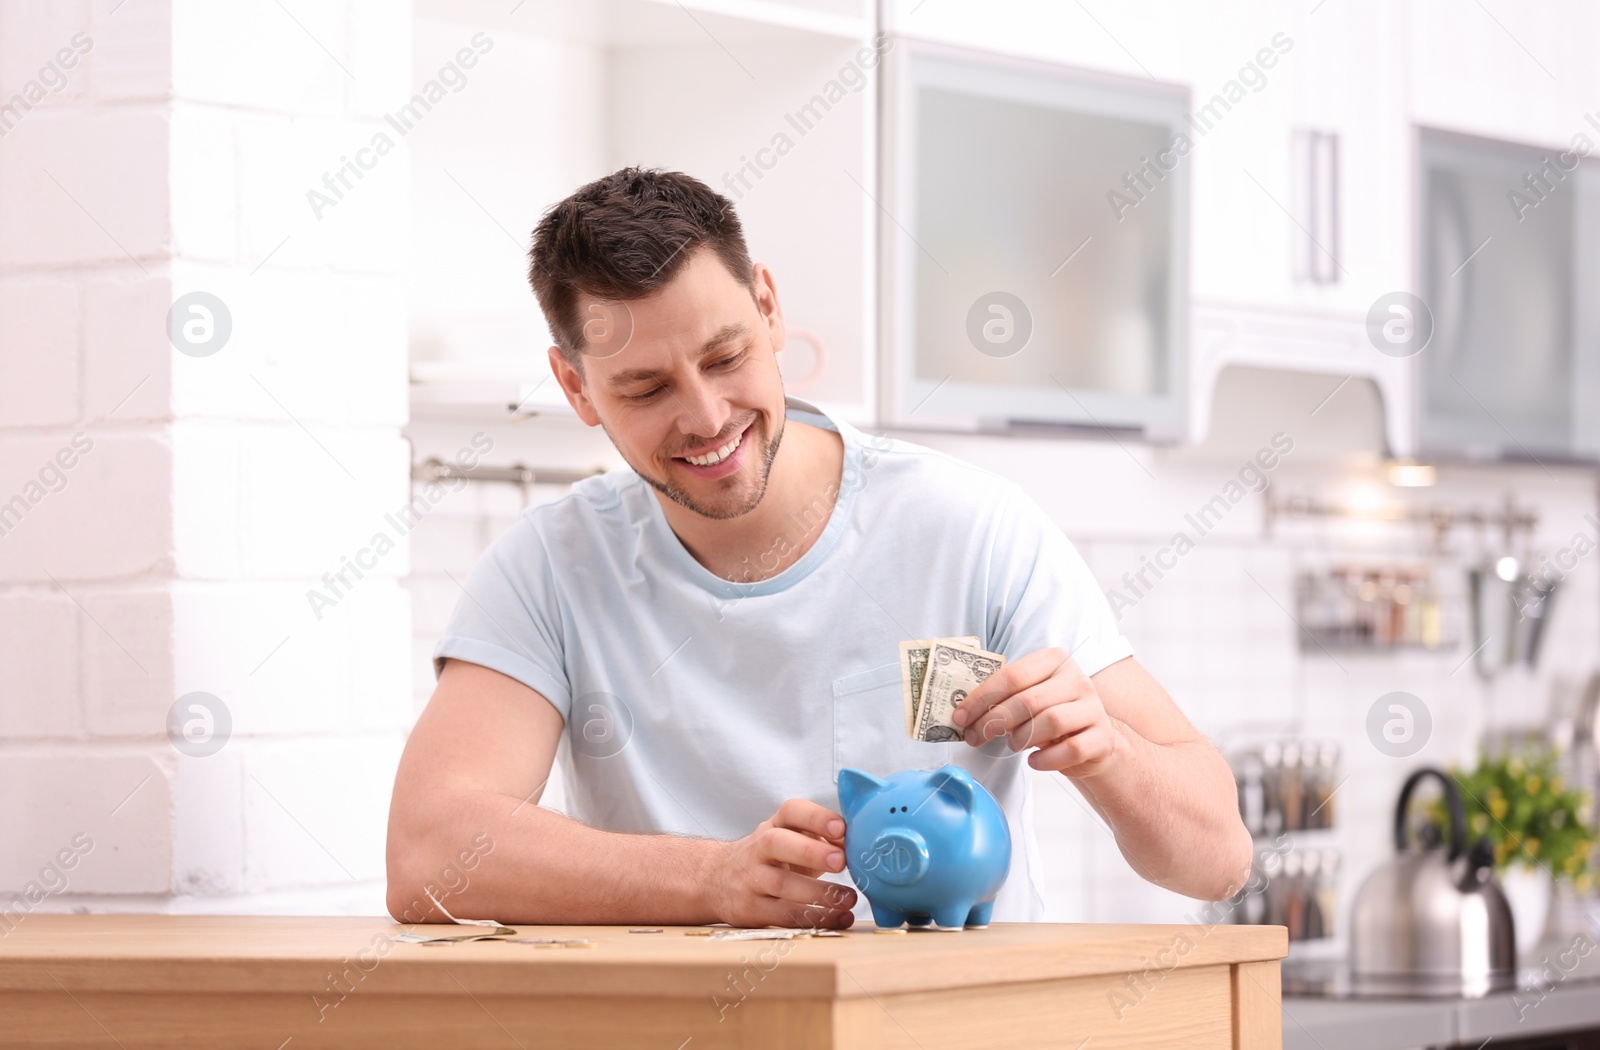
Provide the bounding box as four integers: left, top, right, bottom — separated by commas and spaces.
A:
1508, 571, 1559, 668
1469, 560, 1514, 676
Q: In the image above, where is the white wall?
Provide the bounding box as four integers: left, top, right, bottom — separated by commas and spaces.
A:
1, 0, 412, 920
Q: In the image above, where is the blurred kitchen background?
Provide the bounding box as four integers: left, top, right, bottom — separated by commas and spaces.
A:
3, 0, 1599, 1036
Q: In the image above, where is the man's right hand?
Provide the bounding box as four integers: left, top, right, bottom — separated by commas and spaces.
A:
702, 799, 858, 929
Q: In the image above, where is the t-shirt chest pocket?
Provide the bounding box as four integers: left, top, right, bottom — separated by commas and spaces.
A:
831, 661, 958, 783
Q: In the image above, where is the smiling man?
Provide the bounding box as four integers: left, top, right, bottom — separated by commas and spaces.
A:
385, 167, 1252, 929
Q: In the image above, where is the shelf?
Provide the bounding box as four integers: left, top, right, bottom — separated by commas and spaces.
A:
409, 362, 575, 421
1297, 640, 1460, 655
412, 0, 870, 47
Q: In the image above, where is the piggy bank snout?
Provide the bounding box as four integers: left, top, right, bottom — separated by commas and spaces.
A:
863, 829, 929, 886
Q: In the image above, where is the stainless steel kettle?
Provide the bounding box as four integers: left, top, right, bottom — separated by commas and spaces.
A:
1349, 767, 1517, 997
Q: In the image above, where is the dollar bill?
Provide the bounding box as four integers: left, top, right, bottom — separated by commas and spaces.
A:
912, 639, 1005, 743
898, 637, 978, 736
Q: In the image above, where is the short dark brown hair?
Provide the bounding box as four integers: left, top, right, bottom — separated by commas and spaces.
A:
527, 167, 755, 363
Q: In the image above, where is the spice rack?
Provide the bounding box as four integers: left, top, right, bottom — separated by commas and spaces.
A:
1293, 565, 1458, 652
1227, 740, 1342, 943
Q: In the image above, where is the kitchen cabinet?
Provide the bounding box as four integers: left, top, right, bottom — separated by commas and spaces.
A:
1415, 127, 1600, 461
1189, 0, 1418, 452
882, 0, 1600, 457
878, 38, 1190, 436
880, 0, 1422, 446
406, 0, 1600, 461
1406, 0, 1592, 154
406, 0, 880, 426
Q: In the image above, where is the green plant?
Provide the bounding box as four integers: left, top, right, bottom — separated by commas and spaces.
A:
1427, 748, 1595, 893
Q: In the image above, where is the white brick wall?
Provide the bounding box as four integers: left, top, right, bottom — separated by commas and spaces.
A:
0, 433, 173, 583
83, 272, 173, 422
0, 0, 412, 921
0, 110, 170, 270
0, 593, 80, 737
0, 751, 173, 896
0, 278, 79, 427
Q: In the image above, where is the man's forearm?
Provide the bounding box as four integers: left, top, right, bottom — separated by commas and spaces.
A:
1069, 718, 1253, 901
387, 789, 724, 925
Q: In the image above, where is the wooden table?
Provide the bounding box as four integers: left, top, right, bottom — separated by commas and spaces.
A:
0, 916, 1286, 1049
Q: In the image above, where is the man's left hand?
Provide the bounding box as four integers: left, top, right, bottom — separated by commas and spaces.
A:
952, 647, 1123, 777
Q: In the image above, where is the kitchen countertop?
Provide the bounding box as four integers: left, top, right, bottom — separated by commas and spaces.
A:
1283, 931, 1600, 1050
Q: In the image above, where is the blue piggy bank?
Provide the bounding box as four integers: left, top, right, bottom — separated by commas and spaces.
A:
837, 765, 1011, 929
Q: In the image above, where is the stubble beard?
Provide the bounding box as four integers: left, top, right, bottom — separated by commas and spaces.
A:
612, 411, 786, 521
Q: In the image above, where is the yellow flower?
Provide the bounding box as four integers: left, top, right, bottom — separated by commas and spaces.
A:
1509, 757, 1525, 778
1472, 813, 1489, 834
1564, 855, 1580, 873
1551, 776, 1565, 795
1489, 794, 1508, 820
1525, 837, 1539, 857
1526, 775, 1541, 795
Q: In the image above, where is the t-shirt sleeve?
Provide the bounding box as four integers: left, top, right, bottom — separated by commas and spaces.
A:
431, 532, 573, 723
985, 482, 1134, 677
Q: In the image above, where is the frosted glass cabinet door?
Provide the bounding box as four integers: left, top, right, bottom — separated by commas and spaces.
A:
882, 40, 1189, 435
1418, 129, 1600, 460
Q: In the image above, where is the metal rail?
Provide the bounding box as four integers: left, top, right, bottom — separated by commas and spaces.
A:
410, 458, 606, 488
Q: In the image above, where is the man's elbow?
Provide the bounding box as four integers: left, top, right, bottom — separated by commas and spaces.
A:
385, 883, 417, 924
385, 840, 428, 923
385, 811, 447, 923
1196, 818, 1256, 904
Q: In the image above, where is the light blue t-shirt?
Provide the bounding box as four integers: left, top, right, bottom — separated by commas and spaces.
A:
433, 395, 1134, 924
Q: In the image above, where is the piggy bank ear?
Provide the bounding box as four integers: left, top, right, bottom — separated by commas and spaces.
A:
930, 765, 976, 811
837, 768, 885, 820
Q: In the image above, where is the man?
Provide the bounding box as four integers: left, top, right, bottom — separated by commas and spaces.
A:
385, 167, 1252, 929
